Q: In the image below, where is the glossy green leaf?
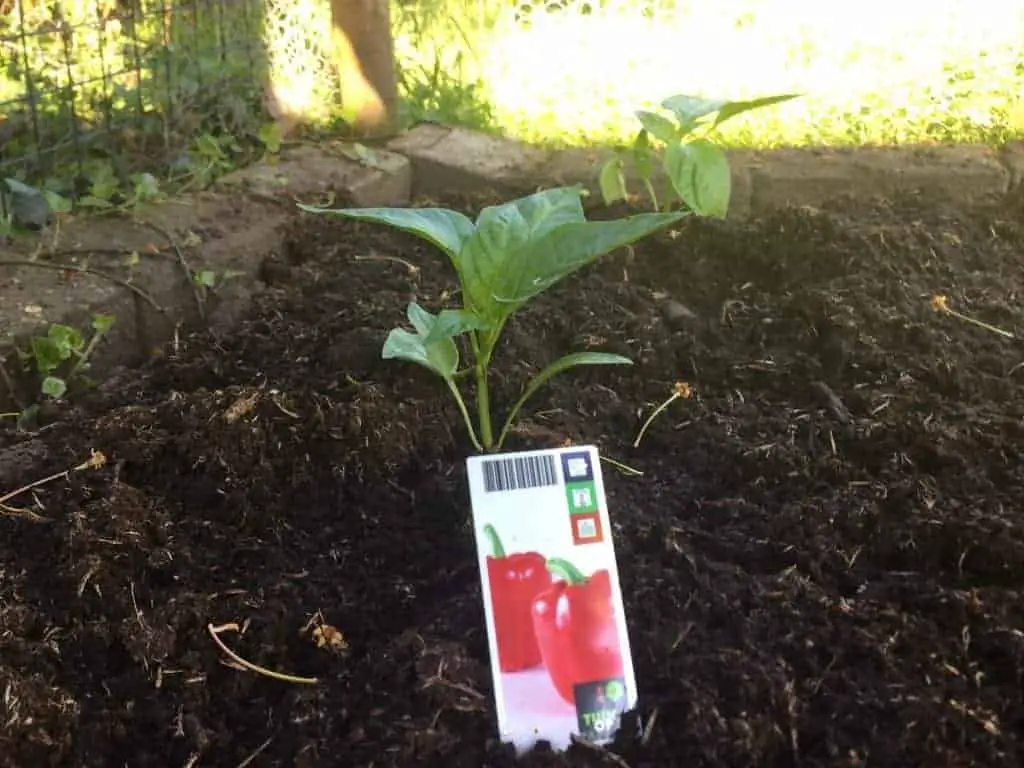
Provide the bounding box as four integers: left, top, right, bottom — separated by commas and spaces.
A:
598, 157, 627, 205
460, 192, 684, 325
298, 204, 474, 263
514, 213, 686, 299
456, 187, 588, 319
665, 139, 731, 219
659, 95, 728, 130
382, 302, 459, 378
424, 308, 490, 344
41, 376, 67, 399
635, 109, 679, 144
712, 94, 800, 129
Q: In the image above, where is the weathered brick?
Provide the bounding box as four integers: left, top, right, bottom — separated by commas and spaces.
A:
749, 145, 1009, 213
388, 125, 549, 198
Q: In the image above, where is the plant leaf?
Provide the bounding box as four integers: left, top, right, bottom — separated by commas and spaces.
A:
632, 129, 655, 180
78, 195, 114, 209
132, 172, 161, 201
635, 110, 679, 144
30, 337, 63, 374
504, 212, 687, 306
257, 121, 283, 153
91, 314, 116, 333
467, 209, 686, 324
598, 158, 627, 205
3, 177, 38, 196
457, 187, 587, 320
194, 270, 217, 288
424, 308, 490, 344
711, 94, 800, 129
522, 352, 633, 398
47, 324, 83, 355
41, 376, 67, 398
659, 95, 728, 130
43, 190, 72, 213
298, 204, 474, 262
664, 139, 731, 218
382, 302, 459, 378
498, 352, 633, 446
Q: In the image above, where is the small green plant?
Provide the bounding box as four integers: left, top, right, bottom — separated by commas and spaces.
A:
26, 315, 116, 399
599, 93, 799, 215
301, 186, 685, 452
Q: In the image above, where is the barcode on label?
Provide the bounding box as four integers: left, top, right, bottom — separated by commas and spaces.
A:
482, 453, 558, 493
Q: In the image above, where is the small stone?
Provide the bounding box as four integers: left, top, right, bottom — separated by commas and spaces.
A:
660, 299, 699, 329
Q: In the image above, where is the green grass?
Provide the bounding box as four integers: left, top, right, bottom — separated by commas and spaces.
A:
391, 0, 1024, 149
0, 0, 266, 185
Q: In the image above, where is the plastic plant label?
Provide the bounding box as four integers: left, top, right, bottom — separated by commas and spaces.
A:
466, 445, 637, 753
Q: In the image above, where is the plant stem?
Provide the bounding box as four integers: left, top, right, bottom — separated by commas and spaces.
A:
446, 378, 483, 453
643, 178, 660, 212
475, 362, 493, 450
68, 327, 107, 380
469, 332, 494, 451
496, 384, 536, 452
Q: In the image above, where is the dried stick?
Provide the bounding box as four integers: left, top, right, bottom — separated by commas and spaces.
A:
207, 623, 319, 685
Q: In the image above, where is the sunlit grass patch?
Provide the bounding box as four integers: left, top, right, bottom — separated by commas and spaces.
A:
393, 0, 1024, 148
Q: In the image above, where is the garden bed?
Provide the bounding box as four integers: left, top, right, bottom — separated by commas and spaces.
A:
2, 189, 1024, 767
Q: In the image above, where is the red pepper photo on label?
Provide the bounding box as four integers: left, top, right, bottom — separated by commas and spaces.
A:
483, 524, 553, 673
531, 558, 624, 705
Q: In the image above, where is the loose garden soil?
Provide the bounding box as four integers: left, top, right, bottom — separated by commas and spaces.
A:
3, 188, 1024, 767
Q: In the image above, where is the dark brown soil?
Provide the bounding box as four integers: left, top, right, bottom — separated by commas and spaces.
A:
2, 188, 1024, 767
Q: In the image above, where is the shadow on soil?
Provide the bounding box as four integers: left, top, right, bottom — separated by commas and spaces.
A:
2, 186, 1024, 767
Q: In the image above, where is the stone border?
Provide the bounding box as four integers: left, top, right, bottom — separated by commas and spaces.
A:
389, 124, 1018, 218
1, 127, 1020, 412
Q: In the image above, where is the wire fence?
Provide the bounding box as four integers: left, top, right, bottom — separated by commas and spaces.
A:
1, 0, 271, 196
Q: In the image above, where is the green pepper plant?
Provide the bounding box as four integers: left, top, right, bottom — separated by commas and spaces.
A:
599, 93, 800, 216
300, 186, 685, 453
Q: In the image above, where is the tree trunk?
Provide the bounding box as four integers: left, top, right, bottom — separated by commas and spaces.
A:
329, 0, 399, 138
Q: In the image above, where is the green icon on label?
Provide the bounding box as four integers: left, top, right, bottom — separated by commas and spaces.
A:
604, 680, 625, 703
565, 480, 599, 515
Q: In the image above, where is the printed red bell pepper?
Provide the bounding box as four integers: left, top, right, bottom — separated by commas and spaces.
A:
531, 558, 624, 705
483, 523, 553, 673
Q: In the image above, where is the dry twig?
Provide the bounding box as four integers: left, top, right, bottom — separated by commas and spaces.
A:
207, 623, 319, 685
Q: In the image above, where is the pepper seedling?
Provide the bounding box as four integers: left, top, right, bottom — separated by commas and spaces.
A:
599, 93, 800, 216
300, 186, 685, 452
